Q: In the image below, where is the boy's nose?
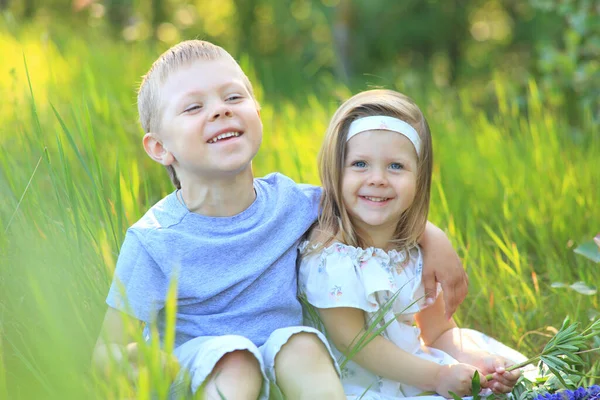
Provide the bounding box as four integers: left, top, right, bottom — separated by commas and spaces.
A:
210, 105, 233, 120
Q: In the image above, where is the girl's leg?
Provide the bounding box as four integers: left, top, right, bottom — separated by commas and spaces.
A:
263, 328, 345, 400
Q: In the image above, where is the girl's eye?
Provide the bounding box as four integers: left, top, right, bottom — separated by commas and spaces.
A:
352, 161, 367, 168
390, 163, 404, 170
226, 95, 242, 101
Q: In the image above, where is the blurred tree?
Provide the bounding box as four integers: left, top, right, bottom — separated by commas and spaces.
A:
0, 0, 10, 11
233, 0, 259, 55
530, 0, 599, 123
151, 0, 168, 35
105, 0, 133, 36
73, 0, 96, 11
443, 0, 470, 84
23, 0, 35, 19
346, 0, 477, 85
333, 0, 352, 83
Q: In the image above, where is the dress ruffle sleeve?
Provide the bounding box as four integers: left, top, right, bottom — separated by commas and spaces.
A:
298, 242, 405, 312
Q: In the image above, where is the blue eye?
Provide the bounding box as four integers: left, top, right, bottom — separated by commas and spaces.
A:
352, 161, 367, 168
390, 163, 404, 170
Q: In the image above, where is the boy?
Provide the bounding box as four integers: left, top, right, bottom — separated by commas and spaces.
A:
92, 40, 468, 399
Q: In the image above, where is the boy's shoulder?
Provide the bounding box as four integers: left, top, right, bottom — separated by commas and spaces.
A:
257, 172, 322, 198
129, 191, 185, 235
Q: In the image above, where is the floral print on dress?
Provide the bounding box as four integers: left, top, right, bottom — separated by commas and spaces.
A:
340, 364, 356, 379
335, 243, 349, 254
329, 285, 343, 301
388, 275, 397, 290
415, 259, 423, 276
318, 258, 326, 274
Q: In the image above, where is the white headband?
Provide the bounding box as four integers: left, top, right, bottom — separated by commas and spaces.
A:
346, 116, 421, 155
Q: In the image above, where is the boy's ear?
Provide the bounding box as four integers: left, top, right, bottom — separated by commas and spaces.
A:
143, 133, 174, 166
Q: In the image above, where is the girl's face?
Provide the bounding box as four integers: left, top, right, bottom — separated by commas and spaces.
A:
342, 129, 418, 247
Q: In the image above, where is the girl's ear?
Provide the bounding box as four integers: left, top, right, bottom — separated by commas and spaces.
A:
143, 133, 174, 166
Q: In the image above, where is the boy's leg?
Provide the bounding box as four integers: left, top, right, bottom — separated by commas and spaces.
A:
201, 350, 262, 399
261, 327, 345, 400
171, 335, 267, 400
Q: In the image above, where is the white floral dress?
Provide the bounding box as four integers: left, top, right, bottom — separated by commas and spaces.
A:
298, 242, 528, 400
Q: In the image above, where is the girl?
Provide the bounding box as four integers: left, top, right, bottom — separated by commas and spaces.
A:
298, 89, 527, 399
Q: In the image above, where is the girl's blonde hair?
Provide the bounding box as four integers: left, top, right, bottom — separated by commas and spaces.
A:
137, 40, 258, 189
315, 89, 433, 252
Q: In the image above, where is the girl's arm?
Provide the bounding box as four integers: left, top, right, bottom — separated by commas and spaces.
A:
416, 293, 521, 394
419, 222, 468, 319
318, 306, 485, 397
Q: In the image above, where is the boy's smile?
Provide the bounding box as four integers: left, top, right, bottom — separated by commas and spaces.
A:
153, 58, 263, 180
342, 130, 418, 247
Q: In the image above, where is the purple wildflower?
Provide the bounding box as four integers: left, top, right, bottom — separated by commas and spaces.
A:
534, 386, 600, 400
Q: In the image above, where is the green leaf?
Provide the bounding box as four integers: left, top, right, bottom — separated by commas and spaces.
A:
471, 371, 481, 400
569, 281, 597, 296
269, 382, 285, 400
545, 364, 569, 388
448, 391, 462, 400
574, 240, 600, 263
416, 391, 437, 397
542, 355, 569, 371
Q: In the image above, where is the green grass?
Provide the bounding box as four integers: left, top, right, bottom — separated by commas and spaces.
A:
0, 23, 598, 400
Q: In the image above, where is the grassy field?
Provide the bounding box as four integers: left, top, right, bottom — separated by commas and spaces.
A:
0, 24, 598, 399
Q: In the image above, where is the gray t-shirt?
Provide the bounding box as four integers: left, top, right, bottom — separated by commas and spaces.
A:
106, 173, 321, 347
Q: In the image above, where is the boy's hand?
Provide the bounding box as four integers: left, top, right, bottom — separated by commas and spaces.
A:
97, 342, 180, 383
421, 223, 468, 319
435, 363, 487, 398
126, 343, 181, 382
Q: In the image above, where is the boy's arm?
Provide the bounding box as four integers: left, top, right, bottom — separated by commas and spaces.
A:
92, 307, 142, 375
419, 221, 468, 319
92, 307, 180, 381
94, 230, 179, 379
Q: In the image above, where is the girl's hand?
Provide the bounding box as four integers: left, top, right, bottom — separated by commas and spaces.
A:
477, 356, 521, 394
594, 233, 600, 250
434, 363, 487, 398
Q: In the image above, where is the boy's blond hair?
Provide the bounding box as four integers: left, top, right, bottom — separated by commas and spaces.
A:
137, 40, 258, 188
315, 89, 433, 252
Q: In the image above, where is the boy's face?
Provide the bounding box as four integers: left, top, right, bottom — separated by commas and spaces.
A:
152, 58, 262, 180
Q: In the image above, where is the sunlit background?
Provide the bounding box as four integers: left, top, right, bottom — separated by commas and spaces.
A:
0, 1, 598, 399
